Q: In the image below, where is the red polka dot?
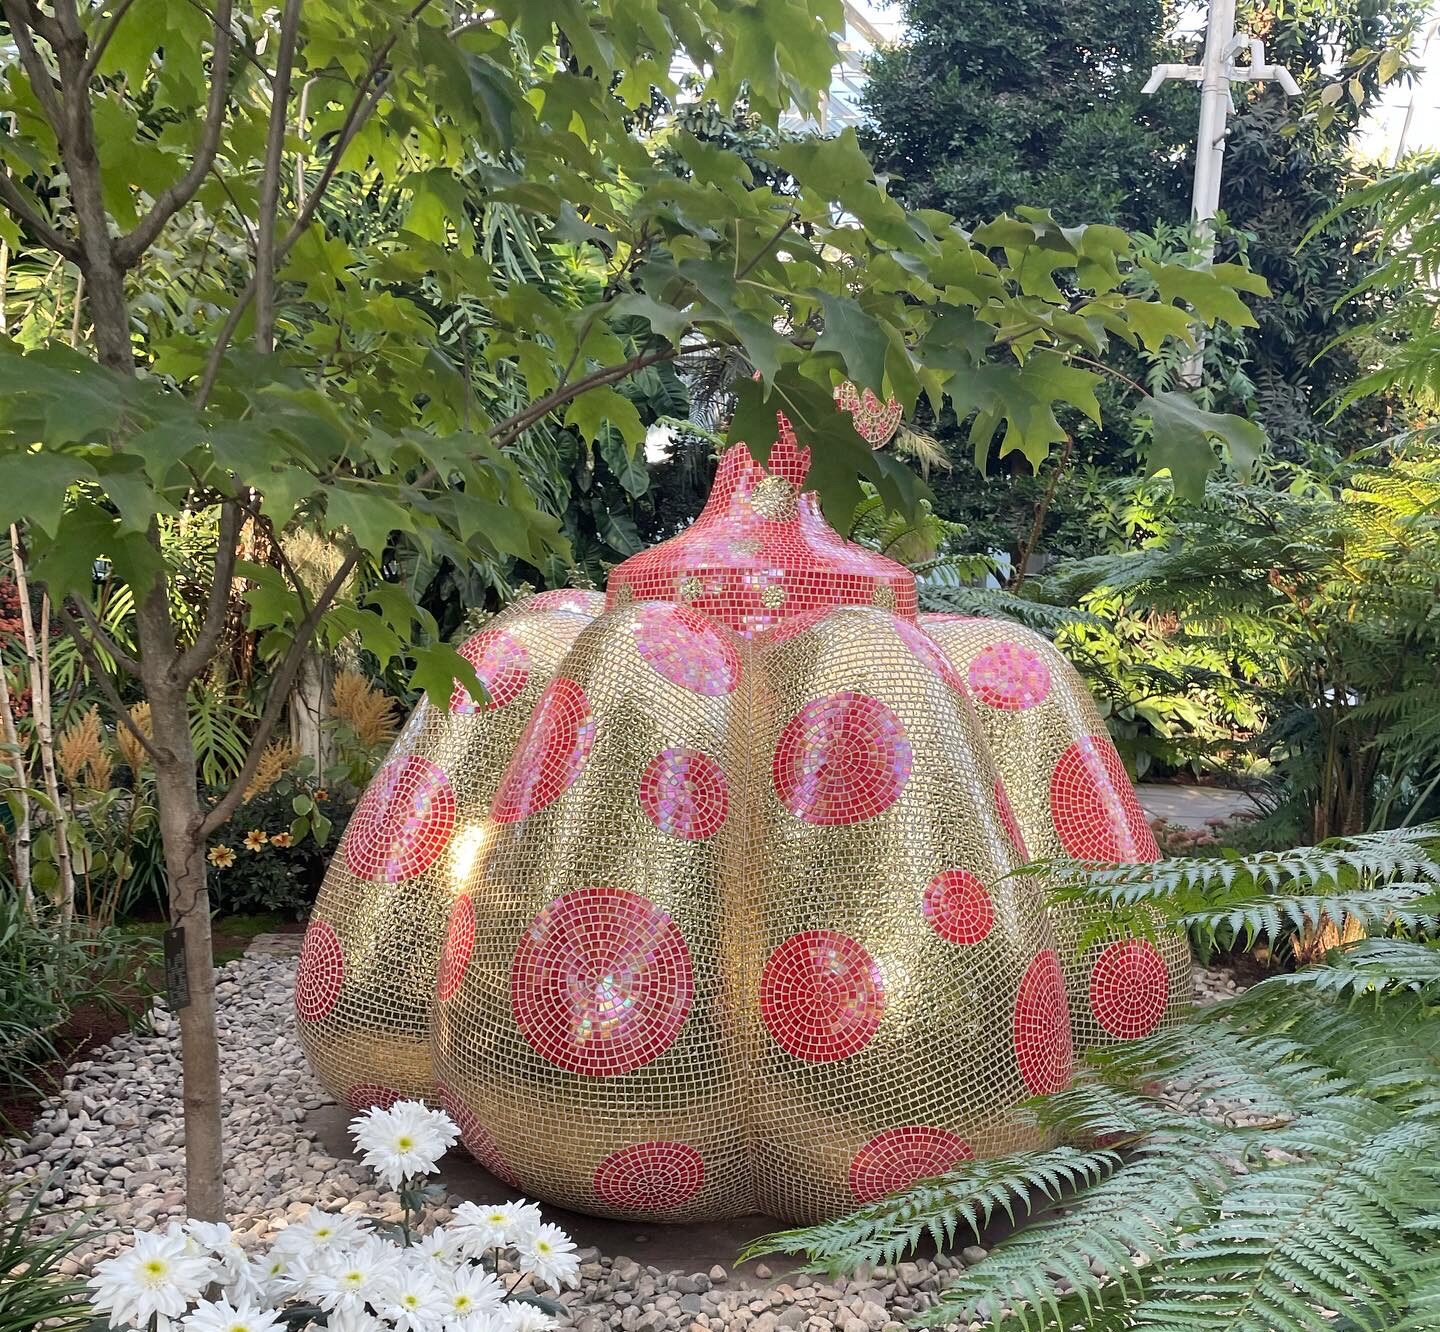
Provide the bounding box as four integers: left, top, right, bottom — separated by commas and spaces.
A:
344, 1083, 402, 1111
593, 1141, 705, 1212
510, 888, 694, 1077
893, 618, 967, 693
344, 755, 456, 882
295, 921, 344, 1021
492, 678, 595, 823
994, 779, 1029, 859
638, 748, 729, 840
529, 589, 602, 614
772, 692, 912, 826
760, 930, 885, 1062
967, 641, 1052, 711
437, 1084, 521, 1187
1089, 939, 1169, 1039
1049, 737, 1159, 863
632, 604, 739, 696
450, 628, 530, 714
1013, 950, 1073, 1095
923, 871, 993, 945
437, 896, 476, 1003
849, 1126, 974, 1202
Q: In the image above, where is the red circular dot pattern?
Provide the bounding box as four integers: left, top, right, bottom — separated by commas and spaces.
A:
848, 1126, 974, 1202
593, 1141, 705, 1212
922, 871, 994, 945
492, 677, 595, 823
344, 1083, 402, 1111
967, 640, 1052, 711
343, 755, 457, 882
1049, 736, 1160, 863
1013, 950, 1073, 1095
761, 930, 886, 1062
450, 628, 531, 714
1089, 939, 1169, 1039
893, 618, 967, 693
632, 604, 740, 696
510, 887, 694, 1077
638, 748, 729, 840
772, 691, 913, 826
437, 896, 476, 1003
437, 1084, 521, 1187
295, 920, 344, 1021
994, 779, 1029, 860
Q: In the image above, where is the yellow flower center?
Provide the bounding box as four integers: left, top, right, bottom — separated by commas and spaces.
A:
397, 1135, 414, 1150
141, 1259, 167, 1280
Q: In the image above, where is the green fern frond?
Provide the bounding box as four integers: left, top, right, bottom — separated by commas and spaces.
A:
1270, 937, 1440, 996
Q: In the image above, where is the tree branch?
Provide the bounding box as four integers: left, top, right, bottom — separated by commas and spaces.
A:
255, 0, 303, 354
79, 0, 140, 85
65, 591, 141, 676
57, 604, 165, 763
735, 210, 798, 283
112, 0, 234, 268
197, 548, 360, 838
1, 0, 66, 131
0, 172, 79, 260
172, 497, 242, 683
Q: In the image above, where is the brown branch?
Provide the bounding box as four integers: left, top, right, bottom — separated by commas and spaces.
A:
56, 604, 165, 764
0, 173, 79, 260
65, 591, 141, 676
112, 0, 234, 268
1011, 434, 1072, 592
255, 0, 302, 354
78, 0, 140, 84
173, 497, 242, 683
735, 210, 798, 283
194, 0, 437, 407
1, 0, 66, 131
197, 548, 360, 838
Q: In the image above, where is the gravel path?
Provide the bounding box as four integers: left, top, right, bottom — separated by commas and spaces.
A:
5, 950, 1253, 1329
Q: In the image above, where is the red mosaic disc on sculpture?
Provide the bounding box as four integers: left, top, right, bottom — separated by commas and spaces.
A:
761, 930, 886, 1062
1089, 939, 1169, 1039
1013, 950, 1073, 1095
437, 896, 476, 1003
848, 1126, 974, 1202
772, 691, 913, 826
967, 641, 1052, 712
450, 628, 531, 714
632, 603, 740, 696
345, 1083, 402, 1111
343, 755, 457, 882
295, 920, 344, 1021
638, 748, 729, 840
593, 1141, 705, 1212
893, 617, 967, 693
994, 779, 1029, 860
492, 677, 595, 823
510, 887, 694, 1077
437, 1084, 522, 1187
922, 870, 994, 945
1049, 736, 1160, 863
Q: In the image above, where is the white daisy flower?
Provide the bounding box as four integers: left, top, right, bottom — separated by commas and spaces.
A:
516, 1223, 578, 1290
240, 1249, 296, 1306
179, 1295, 286, 1332
378, 1263, 449, 1332
270, 1208, 370, 1264
415, 1225, 465, 1268
498, 1301, 558, 1332
88, 1228, 220, 1331
302, 1234, 403, 1313
184, 1220, 256, 1301
350, 1100, 460, 1191
323, 1309, 388, 1332
439, 1264, 506, 1327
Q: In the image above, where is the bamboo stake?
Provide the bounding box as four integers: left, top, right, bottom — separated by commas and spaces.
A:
0, 648, 33, 919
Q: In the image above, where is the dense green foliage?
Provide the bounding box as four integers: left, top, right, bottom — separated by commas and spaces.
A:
751, 827, 1440, 1331
0, 1175, 93, 1331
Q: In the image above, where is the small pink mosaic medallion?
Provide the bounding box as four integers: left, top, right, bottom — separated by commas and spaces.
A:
760, 930, 885, 1062
343, 755, 456, 882
923, 870, 994, 945
437, 896, 476, 1003
968, 641, 1052, 712
849, 1126, 974, 1202
593, 1141, 705, 1212
295, 920, 344, 1021
1049, 736, 1159, 863
492, 678, 595, 823
450, 628, 530, 714
1013, 950, 1073, 1095
772, 691, 912, 826
638, 748, 729, 840
1089, 938, 1169, 1039
632, 604, 740, 696
437, 1084, 521, 1186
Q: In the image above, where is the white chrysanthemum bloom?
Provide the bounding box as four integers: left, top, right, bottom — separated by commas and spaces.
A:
450, 1201, 513, 1256
415, 1225, 466, 1268
184, 1220, 255, 1300
323, 1308, 388, 1332
303, 1234, 403, 1313
350, 1100, 460, 1192
378, 1263, 449, 1332
179, 1295, 286, 1332
499, 1301, 559, 1332
88, 1228, 221, 1331
516, 1223, 578, 1290
241, 1248, 297, 1306
270, 1208, 370, 1264
439, 1263, 506, 1327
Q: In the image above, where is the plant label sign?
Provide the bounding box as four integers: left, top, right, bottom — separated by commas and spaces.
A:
164, 926, 191, 1011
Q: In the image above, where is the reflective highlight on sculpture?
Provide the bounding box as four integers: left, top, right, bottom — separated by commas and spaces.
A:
297, 415, 1191, 1223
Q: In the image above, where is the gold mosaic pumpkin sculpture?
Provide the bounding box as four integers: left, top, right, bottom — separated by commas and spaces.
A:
296, 422, 1191, 1224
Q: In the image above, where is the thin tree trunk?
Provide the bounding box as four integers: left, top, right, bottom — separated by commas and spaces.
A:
9, 528, 75, 923
0, 652, 33, 919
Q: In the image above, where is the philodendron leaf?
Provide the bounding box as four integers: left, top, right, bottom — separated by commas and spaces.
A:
1144, 390, 1267, 500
